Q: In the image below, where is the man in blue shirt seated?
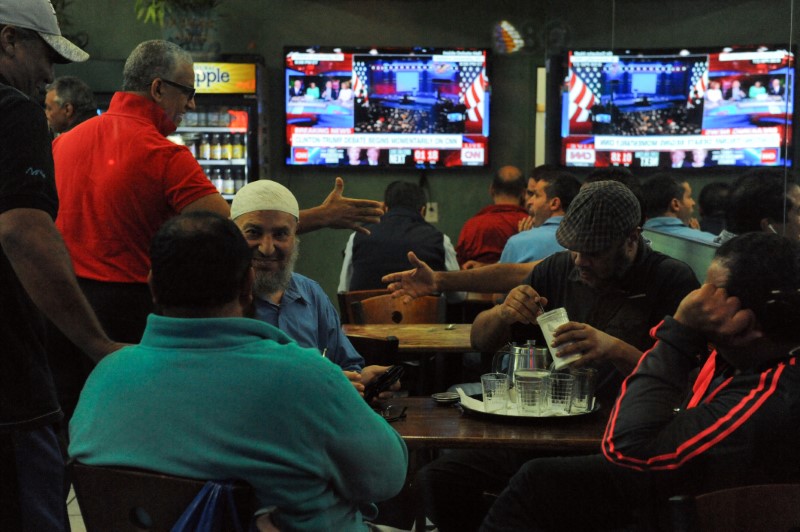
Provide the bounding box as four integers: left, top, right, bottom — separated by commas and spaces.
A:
70, 211, 408, 531
498, 168, 581, 264
231, 180, 398, 398
642, 173, 718, 244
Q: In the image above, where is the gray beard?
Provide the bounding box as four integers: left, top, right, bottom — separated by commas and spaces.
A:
253, 242, 300, 299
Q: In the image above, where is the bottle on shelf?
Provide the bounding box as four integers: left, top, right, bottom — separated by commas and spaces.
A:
183, 112, 198, 127
222, 133, 233, 160
211, 168, 224, 193
183, 134, 198, 158
195, 107, 208, 127
231, 133, 245, 160
199, 134, 211, 160
233, 168, 245, 192
223, 168, 235, 195
210, 134, 222, 160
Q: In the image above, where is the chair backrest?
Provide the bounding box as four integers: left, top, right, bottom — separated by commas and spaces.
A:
670, 483, 800, 532
70, 461, 256, 532
643, 227, 717, 283
347, 334, 400, 366
337, 289, 391, 324
452, 292, 499, 323
351, 294, 446, 324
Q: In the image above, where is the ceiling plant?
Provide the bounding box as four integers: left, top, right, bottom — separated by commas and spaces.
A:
134, 0, 223, 27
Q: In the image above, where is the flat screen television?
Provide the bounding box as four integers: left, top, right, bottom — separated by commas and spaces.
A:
283, 46, 490, 168
547, 44, 795, 170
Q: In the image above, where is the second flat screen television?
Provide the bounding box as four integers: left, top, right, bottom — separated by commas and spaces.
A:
552, 44, 795, 170
284, 46, 490, 168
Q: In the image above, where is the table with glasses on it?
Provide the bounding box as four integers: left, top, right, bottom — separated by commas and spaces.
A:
381, 395, 609, 452
378, 395, 610, 530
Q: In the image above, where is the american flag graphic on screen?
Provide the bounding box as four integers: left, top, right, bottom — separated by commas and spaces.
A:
460, 65, 487, 122
687, 61, 708, 102
568, 66, 601, 122
352, 61, 369, 102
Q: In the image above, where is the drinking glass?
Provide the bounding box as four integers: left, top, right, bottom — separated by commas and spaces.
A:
481, 372, 509, 413
547, 372, 575, 415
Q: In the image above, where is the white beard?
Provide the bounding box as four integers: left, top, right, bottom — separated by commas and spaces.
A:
253, 242, 300, 299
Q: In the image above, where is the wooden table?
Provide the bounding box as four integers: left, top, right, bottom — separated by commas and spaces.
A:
344, 323, 474, 394
342, 323, 472, 353
386, 396, 607, 452
383, 396, 608, 529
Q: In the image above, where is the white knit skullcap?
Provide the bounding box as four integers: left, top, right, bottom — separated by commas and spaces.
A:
230, 180, 300, 221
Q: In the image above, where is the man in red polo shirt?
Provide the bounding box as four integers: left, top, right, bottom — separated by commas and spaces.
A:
455, 165, 527, 269
53, 39, 228, 343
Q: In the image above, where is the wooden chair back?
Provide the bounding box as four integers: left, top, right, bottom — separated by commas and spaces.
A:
337, 289, 391, 324
351, 294, 446, 325
670, 483, 800, 532
70, 461, 256, 532
346, 334, 400, 366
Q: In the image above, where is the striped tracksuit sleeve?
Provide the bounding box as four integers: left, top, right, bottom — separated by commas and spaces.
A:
602, 316, 797, 473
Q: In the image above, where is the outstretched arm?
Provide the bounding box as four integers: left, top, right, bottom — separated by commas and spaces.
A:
298, 177, 384, 234
382, 252, 539, 300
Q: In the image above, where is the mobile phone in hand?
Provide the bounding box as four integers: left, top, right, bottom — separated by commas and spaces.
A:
364, 365, 405, 403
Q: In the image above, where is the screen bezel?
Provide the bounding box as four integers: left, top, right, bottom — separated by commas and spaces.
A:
545, 44, 796, 176
282, 45, 492, 170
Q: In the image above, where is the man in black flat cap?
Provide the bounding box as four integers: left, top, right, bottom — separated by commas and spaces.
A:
418, 180, 700, 532
473, 179, 699, 392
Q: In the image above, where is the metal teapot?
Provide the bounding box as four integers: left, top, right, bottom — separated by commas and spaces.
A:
492, 341, 551, 386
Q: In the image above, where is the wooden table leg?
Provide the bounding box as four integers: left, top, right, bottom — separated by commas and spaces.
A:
408, 447, 436, 531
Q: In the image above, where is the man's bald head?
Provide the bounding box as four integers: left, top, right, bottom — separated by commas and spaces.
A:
491, 165, 525, 203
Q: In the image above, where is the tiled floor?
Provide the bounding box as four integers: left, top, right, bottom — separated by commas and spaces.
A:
67, 487, 86, 532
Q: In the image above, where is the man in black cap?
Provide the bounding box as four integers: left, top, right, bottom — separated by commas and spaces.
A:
482, 232, 800, 531
417, 181, 699, 532
0, 1, 122, 529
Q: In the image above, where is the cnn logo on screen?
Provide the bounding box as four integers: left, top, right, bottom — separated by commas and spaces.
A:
293, 148, 309, 164
461, 148, 485, 163
566, 148, 596, 165
761, 149, 778, 164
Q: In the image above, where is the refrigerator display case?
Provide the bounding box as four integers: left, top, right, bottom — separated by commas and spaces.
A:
169, 61, 266, 200
83, 60, 267, 201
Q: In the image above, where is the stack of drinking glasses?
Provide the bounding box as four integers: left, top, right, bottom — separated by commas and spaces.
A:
480, 342, 598, 416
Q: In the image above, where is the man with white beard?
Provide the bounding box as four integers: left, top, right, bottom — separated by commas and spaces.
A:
231, 180, 396, 397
